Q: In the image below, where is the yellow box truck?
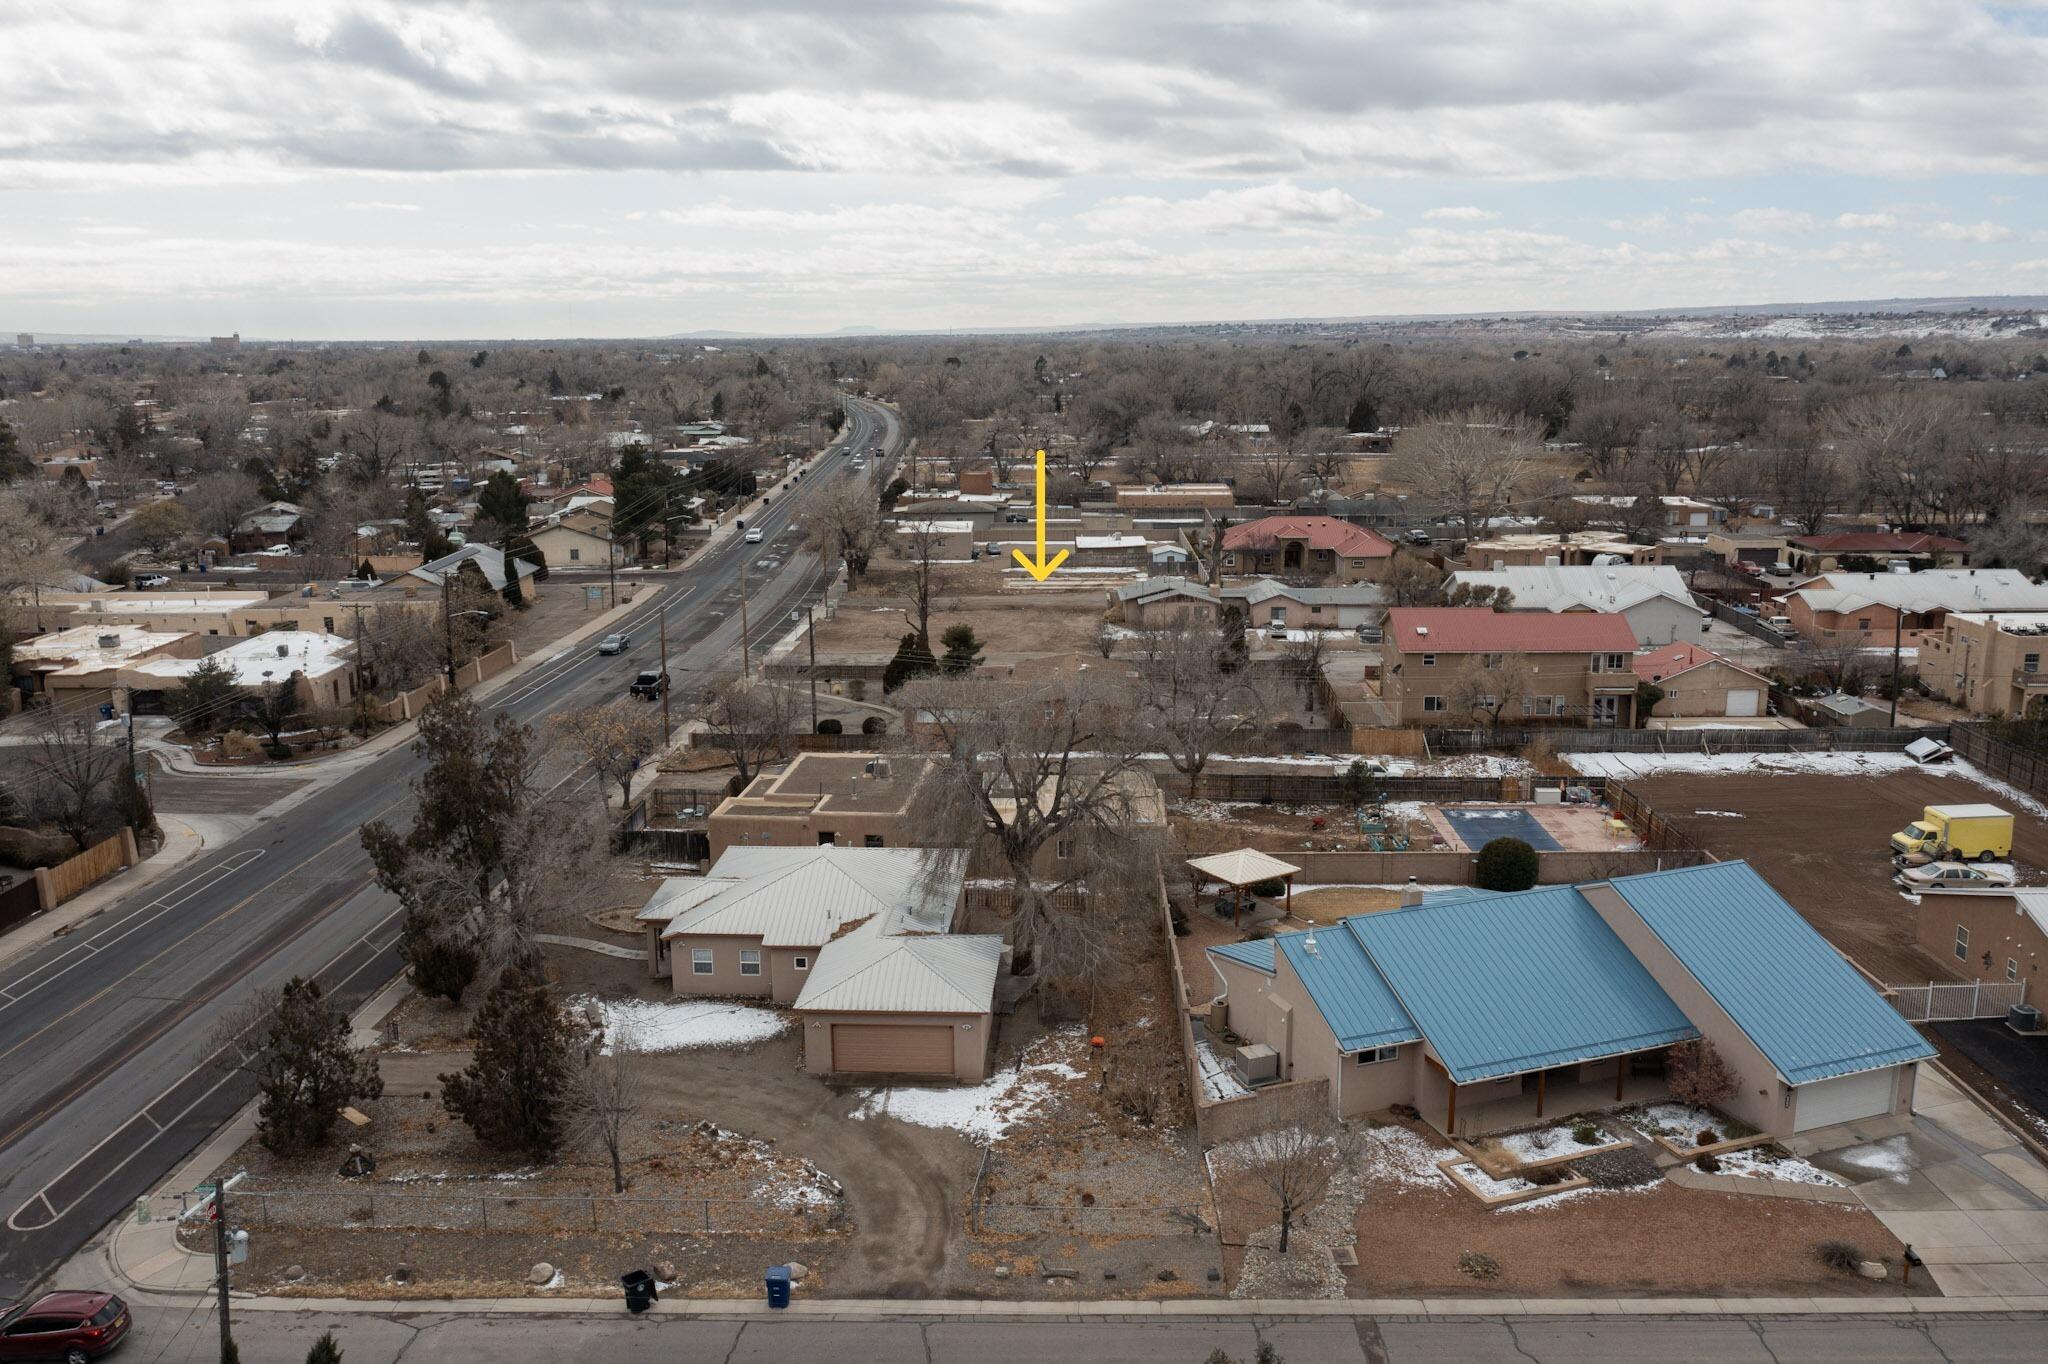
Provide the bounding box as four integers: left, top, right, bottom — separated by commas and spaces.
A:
1890, 804, 2014, 864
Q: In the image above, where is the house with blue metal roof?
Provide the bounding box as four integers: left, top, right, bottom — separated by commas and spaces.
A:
1202, 860, 1933, 1139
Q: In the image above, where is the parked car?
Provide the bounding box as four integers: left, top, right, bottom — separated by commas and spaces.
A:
629, 670, 667, 699
1406, 528, 1433, 546
597, 632, 631, 655
744, 529, 764, 544
0, 1290, 131, 1361
132, 574, 170, 590
1893, 861, 2017, 893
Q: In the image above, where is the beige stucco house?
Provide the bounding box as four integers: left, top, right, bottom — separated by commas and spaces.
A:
707, 753, 935, 859
1631, 641, 1772, 719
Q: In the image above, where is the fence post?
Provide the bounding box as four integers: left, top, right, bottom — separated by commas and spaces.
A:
703, 1199, 711, 1232
480, 1196, 487, 1231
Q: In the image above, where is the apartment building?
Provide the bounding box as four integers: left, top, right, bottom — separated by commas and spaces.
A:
1785, 570, 2048, 647
1919, 610, 2048, 718
1379, 607, 1643, 727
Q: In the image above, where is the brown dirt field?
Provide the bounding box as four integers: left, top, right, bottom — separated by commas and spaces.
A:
1348, 1178, 1910, 1298
1290, 887, 1409, 920
812, 589, 1108, 658
1628, 769, 2048, 982
1171, 802, 1441, 858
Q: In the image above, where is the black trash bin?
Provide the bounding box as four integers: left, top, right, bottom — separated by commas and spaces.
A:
764, 1265, 791, 1310
621, 1270, 658, 1313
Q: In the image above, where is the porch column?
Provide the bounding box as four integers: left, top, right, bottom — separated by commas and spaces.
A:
1536, 1069, 1546, 1119
1616, 1061, 1625, 1101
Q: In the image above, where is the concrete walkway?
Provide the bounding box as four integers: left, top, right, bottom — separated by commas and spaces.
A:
1791, 1068, 2048, 1298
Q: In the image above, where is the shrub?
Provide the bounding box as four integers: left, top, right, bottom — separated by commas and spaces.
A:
815, 718, 843, 735
1474, 836, 1539, 892
1247, 878, 1285, 898
1526, 1164, 1568, 1186
1694, 1152, 1721, 1173
1696, 1127, 1718, 1148
1457, 1250, 1500, 1281
1813, 1240, 1863, 1275
1571, 1121, 1599, 1146
860, 715, 887, 735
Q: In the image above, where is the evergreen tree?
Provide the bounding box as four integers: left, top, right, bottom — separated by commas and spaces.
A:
0, 415, 27, 481
477, 469, 528, 530
1345, 393, 1378, 432
882, 632, 938, 692
305, 1331, 343, 1364
170, 655, 240, 735
254, 977, 384, 1155
939, 623, 984, 674
397, 909, 479, 1004
440, 967, 577, 1160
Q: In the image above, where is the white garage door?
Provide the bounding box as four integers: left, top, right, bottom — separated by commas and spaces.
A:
1794, 1068, 1896, 1132
1725, 689, 1762, 717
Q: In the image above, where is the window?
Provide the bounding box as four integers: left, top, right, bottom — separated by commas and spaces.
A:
691, 947, 714, 975
2028, 653, 2041, 675
1421, 653, 1436, 667
1354, 1046, 1399, 1065
1422, 695, 1447, 713
1523, 695, 1555, 717
1056, 838, 1075, 859
816, 831, 836, 845
863, 834, 884, 848
1605, 653, 1630, 671
1310, 605, 1323, 615
323, 616, 334, 633
1270, 607, 1286, 625
1953, 924, 1969, 961
2007, 958, 2019, 982
569, 547, 581, 561
794, 955, 810, 972
740, 949, 762, 977
1476, 695, 1497, 711
1482, 653, 1502, 669
1222, 553, 1236, 567
1857, 618, 1872, 631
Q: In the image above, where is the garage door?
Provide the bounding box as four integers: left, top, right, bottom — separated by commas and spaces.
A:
1726, 689, 1761, 718
830, 1023, 955, 1075
1794, 1067, 1896, 1132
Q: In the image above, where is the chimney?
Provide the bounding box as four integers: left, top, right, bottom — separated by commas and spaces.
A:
97, 633, 119, 648
1400, 876, 1424, 907
1544, 555, 1561, 567
277, 643, 289, 658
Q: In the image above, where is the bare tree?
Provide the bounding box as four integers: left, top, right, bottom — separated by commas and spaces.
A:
1377, 550, 1446, 607
1132, 625, 1265, 779
1665, 1038, 1735, 1121
691, 673, 798, 787
802, 479, 883, 586
1386, 408, 1538, 546
1236, 1113, 1361, 1254
1969, 501, 2048, 573
1448, 653, 1537, 725
899, 671, 1169, 992
26, 711, 124, 850
181, 470, 264, 542
340, 410, 421, 485
573, 1041, 643, 1194
891, 520, 947, 646
551, 699, 665, 816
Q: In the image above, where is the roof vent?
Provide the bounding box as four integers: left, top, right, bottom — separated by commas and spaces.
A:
277, 643, 289, 657
98, 633, 120, 648
1302, 932, 1319, 957
1414, 625, 1429, 636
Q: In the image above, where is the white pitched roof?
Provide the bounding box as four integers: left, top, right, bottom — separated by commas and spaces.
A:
1187, 848, 1302, 887
793, 924, 1004, 1015
1449, 563, 1697, 615
1793, 570, 2048, 617
645, 845, 962, 946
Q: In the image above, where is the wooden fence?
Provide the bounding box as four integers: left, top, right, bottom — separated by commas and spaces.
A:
0, 875, 42, 935
1425, 723, 1939, 754
1949, 724, 2048, 804
31, 827, 141, 914
1159, 772, 1605, 806
1279, 847, 1706, 885
371, 642, 520, 722
1604, 781, 1717, 859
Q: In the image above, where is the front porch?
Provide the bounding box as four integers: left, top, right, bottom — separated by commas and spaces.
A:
1425, 1052, 1673, 1138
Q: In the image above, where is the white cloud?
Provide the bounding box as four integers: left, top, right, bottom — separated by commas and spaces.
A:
1833, 212, 1898, 229
1081, 183, 1381, 236
1423, 205, 1498, 221
1730, 208, 1820, 234
1602, 213, 1671, 233
1925, 220, 2013, 242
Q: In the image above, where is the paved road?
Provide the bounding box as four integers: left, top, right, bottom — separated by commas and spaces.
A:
115, 1308, 2048, 1364
0, 399, 902, 1301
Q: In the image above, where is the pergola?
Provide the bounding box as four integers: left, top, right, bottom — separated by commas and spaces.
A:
1186, 848, 1302, 927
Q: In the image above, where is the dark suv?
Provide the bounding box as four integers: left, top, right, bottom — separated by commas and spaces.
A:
0, 1292, 131, 1361
629, 670, 668, 700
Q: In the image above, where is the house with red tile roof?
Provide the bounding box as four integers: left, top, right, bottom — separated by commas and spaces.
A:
1220, 515, 1394, 583
1786, 532, 1968, 574
1379, 608, 1641, 727
1631, 642, 1773, 720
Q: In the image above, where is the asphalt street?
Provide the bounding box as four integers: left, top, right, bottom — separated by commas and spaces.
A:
113, 1307, 2048, 1364
0, 399, 902, 1302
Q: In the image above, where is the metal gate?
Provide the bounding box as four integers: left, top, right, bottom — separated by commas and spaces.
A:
1888, 980, 2027, 1023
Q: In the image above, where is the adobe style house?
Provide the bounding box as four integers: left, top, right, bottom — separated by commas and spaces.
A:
1918, 611, 2048, 717
1447, 561, 1703, 647
1915, 890, 2047, 994
1785, 570, 2048, 647
1464, 531, 1662, 568
636, 845, 1003, 1082
707, 753, 936, 859
1205, 863, 1934, 1139
1787, 532, 1969, 575
1378, 607, 1642, 727
1632, 641, 1773, 720
1107, 576, 1384, 631
1220, 515, 1394, 583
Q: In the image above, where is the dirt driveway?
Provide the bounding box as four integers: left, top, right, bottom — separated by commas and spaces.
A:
1628, 767, 2048, 981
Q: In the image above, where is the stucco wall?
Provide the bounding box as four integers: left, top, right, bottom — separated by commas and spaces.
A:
1913, 895, 2048, 989
667, 932, 775, 999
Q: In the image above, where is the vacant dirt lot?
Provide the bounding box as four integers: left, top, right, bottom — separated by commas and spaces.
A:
812, 589, 1107, 659
1628, 768, 2048, 982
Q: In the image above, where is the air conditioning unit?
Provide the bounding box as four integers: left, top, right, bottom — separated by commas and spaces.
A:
2008, 1003, 2045, 1036
1232, 1043, 1279, 1084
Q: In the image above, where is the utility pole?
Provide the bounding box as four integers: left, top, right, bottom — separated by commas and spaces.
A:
346, 602, 370, 734
441, 573, 457, 686
607, 526, 619, 611
212, 1175, 234, 1362
1889, 609, 1904, 725
657, 606, 672, 746
806, 603, 818, 734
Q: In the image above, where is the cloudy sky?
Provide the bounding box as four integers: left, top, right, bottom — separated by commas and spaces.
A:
3, 0, 2045, 339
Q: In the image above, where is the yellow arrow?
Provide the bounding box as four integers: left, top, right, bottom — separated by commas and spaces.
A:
1011, 448, 1069, 582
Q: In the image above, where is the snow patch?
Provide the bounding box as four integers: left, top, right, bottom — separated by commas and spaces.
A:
1489, 1122, 1617, 1163
1195, 1039, 1251, 1102
577, 996, 790, 1052
1564, 750, 2048, 821
1712, 1149, 1843, 1187
848, 1035, 1082, 1144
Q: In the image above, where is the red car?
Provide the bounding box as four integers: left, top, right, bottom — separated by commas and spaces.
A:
0, 1292, 130, 1362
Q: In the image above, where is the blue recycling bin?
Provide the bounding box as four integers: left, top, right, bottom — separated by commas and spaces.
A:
764, 1265, 791, 1309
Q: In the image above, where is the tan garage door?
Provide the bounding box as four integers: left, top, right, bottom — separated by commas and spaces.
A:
830, 1022, 955, 1074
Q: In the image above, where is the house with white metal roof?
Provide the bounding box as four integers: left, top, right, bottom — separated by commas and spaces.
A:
1204, 861, 1933, 1138
634, 845, 1003, 1081
1447, 561, 1704, 646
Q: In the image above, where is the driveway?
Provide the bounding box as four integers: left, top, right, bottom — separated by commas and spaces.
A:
638, 1029, 980, 1297
1791, 1067, 2048, 1297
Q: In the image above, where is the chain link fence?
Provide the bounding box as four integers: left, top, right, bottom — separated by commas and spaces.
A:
224, 1184, 843, 1237
973, 1198, 1212, 1238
